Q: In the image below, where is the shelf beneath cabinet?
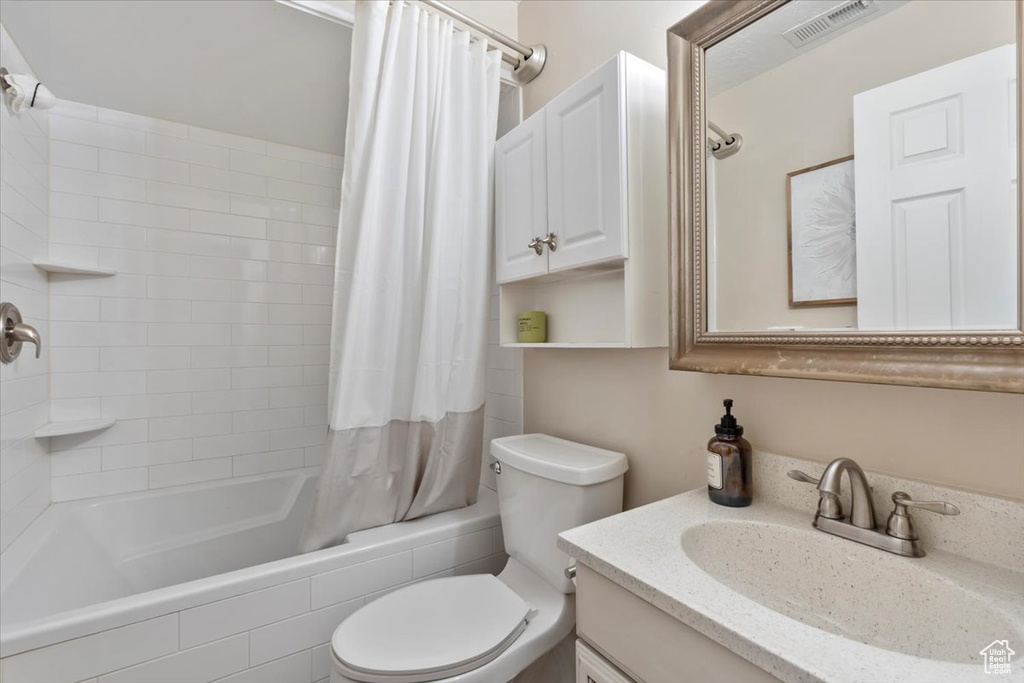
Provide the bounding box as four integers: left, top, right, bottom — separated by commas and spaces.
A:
34, 418, 116, 439
33, 260, 116, 276
502, 342, 627, 348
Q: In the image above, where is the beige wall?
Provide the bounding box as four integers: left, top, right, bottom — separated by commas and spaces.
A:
517, 0, 1024, 507
710, 0, 1014, 331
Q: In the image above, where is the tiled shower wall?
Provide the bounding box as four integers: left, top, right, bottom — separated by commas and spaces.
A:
0, 25, 51, 551
44, 100, 342, 502
42, 96, 523, 503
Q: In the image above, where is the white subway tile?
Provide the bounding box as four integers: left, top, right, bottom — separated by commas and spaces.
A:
100, 346, 189, 371
146, 133, 229, 168
50, 295, 100, 321
97, 108, 188, 139
232, 449, 305, 476
148, 227, 231, 257
192, 389, 268, 414
190, 166, 266, 197
50, 347, 100, 373
189, 210, 265, 239
51, 140, 99, 171
267, 262, 333, 285
228, 194, 302, 222
102, 393, 192, 420
189, 256, 266, 281
303, 325, 331, 346
99, 248, 190, 277
52, 467, 149, 502
50, 272, 148, 298
148, 275, 230, 301
98, 198, 189, 230
412, 528, 494, 578
300, 164, 343, 188
311, 552, 412, 610
148, 180, 229, 212
268, 346, 329, 367
49, 114, 147, 153
267, 179, 335, 207
231, 324, 303, 346
98, 634, 248, 683
269, 386, 328, 409
302, 285, 333, 305
230, 281, 303, 304
51, 167, 147, 201
98, 149, 189, 184
302, 366, 328, 386
248, 598, 363, 667
189, 126, 265, 154
148, 323, 231, 347
50, 192, 98, 219
51, 100, 98, 121
194, 432, 269, 460
102, 439, 192, 470
179, 579, 310, 649
52, 371, 147, 399
268, 304, 331, 326
101, 299, 190, 323
0, 614, 177, 683
50, 217, 148, 250
231, 367, 304, 389
300, 204, 339, 227
232, 407, 304, 433
148, 457, 232, 489
230, 150, 301, 180
147, 368, 230, 393
310, 644, 331, 681
50, 322, 148, 348
269, 426, 327, 451
190, 345, 267, 367
215, 650, 312, 683
149, 413, 232, 441
267, 221, 334, 247
50, 448, 102, 477
302, 245, 334, 266
229, 237, 303, 263
265, 142, 335, 168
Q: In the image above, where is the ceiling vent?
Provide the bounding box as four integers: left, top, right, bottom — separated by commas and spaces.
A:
782, 0, 879, 48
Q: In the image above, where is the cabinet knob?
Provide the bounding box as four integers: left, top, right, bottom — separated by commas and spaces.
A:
528, 237, 544, 255
540, 232, 558, 252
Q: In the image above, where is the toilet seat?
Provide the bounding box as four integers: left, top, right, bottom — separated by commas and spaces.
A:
331, 574, 537, 683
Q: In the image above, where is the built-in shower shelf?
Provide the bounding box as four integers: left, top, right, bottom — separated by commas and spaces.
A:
33, 260, 117, 276
34, 418, 116, 439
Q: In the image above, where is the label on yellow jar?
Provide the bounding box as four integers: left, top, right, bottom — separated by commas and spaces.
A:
707, 450, 722, 490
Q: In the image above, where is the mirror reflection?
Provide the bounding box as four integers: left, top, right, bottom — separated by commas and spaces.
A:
705, 0, 1018, 332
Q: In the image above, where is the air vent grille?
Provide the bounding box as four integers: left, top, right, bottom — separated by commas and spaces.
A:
783, 0, 878, 48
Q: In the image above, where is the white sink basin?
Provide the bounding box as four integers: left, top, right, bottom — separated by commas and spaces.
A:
682, 520, 1021, 664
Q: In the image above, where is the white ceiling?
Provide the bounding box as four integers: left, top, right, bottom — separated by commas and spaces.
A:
0, 0, 353, 154
706, 0, 907, 98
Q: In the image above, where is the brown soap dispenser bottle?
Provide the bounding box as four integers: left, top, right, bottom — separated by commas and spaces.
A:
706, 399, 752, 507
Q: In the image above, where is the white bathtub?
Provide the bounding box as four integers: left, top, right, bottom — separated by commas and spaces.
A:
0, 470, 505, 683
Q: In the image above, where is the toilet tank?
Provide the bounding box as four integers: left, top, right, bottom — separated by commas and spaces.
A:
490, 434, 627, 594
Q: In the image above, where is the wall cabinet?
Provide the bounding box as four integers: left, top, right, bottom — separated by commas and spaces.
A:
494, 52, 667, 348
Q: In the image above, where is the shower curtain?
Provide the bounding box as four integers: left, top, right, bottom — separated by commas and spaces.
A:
300, 0, 501, 552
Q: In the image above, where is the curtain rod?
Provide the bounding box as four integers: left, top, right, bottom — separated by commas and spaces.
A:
419, 0, 546, 83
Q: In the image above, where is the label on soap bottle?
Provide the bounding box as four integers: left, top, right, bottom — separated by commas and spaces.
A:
706, 450, 723, 490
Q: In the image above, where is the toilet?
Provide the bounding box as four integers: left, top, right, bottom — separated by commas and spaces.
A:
329, 434, 628, 683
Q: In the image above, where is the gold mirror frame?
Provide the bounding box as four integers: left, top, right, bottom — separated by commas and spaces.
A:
667, 0, 1024, 393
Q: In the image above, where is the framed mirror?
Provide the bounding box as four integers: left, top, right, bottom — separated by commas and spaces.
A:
667, 0, 1024, 393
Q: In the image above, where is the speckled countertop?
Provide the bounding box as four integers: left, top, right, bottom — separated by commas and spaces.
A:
557, 451, 1024, 683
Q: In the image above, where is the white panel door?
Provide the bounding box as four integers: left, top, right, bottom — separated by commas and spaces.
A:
545, 54, 627, 273
495, 110, 549, 283
854, 44, 1017, 330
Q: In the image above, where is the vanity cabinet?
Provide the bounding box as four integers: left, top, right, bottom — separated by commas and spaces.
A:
574, 564, 780, 683
494, 52, 667, 348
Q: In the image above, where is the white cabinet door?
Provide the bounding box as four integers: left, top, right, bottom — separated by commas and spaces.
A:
854, 44, 1017, 330
495, 110, 549, 284
546, 54, 628, 273
576, 640, 636, 683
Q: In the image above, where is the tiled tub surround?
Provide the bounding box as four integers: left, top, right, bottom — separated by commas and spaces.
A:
43, 99, 343, 501
0, 24, 51, 552
559, 451, 1024, 683
0, 472, 506, 683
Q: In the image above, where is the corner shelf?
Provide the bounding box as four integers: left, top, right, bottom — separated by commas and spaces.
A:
33, 260, 116, 277
34, 418, 116, 439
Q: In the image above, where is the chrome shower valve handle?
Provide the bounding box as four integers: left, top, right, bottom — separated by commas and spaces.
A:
1, 302, 41, 364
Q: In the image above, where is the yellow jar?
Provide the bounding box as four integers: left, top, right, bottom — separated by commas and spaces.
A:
517, 311, 547, 343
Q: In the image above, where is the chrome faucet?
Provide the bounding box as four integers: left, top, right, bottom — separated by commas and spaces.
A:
789, 457, 959, 558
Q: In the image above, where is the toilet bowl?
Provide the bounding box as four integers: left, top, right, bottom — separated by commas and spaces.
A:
330, 434, 628, 683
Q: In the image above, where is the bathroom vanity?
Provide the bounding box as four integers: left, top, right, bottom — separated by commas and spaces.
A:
560, 452, 1024, 683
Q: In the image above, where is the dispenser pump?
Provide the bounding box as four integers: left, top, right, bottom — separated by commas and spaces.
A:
714, 399, 744, 438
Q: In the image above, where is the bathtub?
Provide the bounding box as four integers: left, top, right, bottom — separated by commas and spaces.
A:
0, 470, 505, 683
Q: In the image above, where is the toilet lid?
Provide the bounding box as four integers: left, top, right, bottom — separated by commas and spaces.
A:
332, 574, 534, 682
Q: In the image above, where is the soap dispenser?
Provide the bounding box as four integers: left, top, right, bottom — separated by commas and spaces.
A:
706, 399, 752, 507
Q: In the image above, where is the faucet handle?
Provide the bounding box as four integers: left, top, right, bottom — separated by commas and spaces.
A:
886, 491, 960, 540
787, 470, 819, 485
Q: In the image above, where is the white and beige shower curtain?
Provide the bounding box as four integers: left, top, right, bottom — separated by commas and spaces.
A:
300, 0, 501, 552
